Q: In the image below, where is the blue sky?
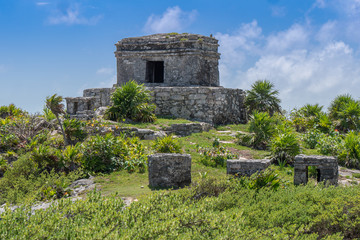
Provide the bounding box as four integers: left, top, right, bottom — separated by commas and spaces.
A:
1, 0, 360, 113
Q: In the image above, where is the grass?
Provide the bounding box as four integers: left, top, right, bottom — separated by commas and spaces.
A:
93, 120, 334, 198
104, 117, 195, 131
94, 162, 227, 198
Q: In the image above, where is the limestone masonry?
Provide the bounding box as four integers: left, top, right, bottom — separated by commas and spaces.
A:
294, 154, 338, 185
66, 33, 247, 124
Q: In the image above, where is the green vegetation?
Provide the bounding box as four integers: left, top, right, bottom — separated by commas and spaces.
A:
153, 135, 182, 153
245, 79, 281, 116
106, 80, 156, 123
2, 86, 360, 239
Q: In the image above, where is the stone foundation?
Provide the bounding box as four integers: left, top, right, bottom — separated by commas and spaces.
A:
165, 122, 212, 136
149, 86, 246, 125
148, 153, 191, 188
66, 86, 247, 125
227, 158, 271, 176
294, 154, 338, 185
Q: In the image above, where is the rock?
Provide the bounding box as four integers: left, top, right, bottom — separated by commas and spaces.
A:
227, 158, 271, 176
148, 153, 192, 188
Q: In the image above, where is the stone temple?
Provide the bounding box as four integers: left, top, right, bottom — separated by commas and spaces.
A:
66, 33, 247, 125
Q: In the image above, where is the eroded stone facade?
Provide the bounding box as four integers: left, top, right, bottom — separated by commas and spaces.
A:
227, 158, 271, 176
294, 154, 338, 185
148, 153, 192, 188
115, 33, 220, 87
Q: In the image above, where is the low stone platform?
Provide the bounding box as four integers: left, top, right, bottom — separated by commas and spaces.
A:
148, 153, 191, 188
294, 154, 338, 185
165, 122, 212, 136
227, 158, 271, 176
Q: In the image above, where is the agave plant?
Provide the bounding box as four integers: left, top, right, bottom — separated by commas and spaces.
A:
245, 80, 281, 116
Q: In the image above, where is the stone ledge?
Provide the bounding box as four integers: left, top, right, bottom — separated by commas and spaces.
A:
227, 158, 271, 176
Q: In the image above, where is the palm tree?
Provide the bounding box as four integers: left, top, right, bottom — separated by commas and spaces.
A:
245, 80, 281, 116
46, 94, 68, 146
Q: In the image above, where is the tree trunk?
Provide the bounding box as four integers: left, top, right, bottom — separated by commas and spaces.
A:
56, 115, 68, 146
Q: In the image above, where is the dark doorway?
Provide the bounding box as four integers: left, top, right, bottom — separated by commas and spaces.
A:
146, 61, 164, 83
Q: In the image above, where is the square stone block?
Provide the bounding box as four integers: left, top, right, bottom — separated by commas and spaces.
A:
148, 153, 191, 188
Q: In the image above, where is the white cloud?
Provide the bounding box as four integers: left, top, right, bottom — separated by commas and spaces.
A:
96, 67, 114, 75
36, 2, 49, 6
265, 24, 309, 53
144, 6, 197, 34
216, 19, 360, 111
47, 3, 102, 25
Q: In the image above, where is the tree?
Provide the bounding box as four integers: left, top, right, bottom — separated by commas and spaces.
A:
46, 94, 68, 146
245, 80, 281, 116
328, 94, 360, 132
106, 80, 156, 123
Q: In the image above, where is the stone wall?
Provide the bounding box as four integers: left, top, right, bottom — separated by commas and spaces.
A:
66, 88, 114, 116
227, 158, 271, 176
294, 155, 338, 185
149, 86, 247, 125
66, 86, 247, 125
115, 33, 220, 87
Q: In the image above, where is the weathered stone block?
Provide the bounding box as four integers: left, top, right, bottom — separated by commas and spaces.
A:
294, 155, 338, 185
227, 158, 271, 176
148, 154, 191, 188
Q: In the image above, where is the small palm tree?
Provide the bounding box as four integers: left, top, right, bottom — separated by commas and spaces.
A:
245, 80, 281, 116
46, 94, 68, 146
106, 80, 156, 122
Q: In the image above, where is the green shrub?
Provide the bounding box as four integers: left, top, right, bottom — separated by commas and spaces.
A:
0, 154, 82, 204
153, 135, 182, 153
317, 132, 343, 156
270, 128, 301, 165
239, 111, 276, 150
106, 80, 156, 123
0, 104, 25, 119
57, 144, 83, 172
338, 131, 360, 168
42, 105, 56, 121
63, 118, 87, 144
30, 145, 60, 171
329, 94, 360, 132
247, 169, 281, 192
81, 134, 146, 173
198, 144, 236, 168
302, 130, 323, 149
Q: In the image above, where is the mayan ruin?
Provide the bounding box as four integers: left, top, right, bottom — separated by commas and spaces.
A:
66, 33, 247, 125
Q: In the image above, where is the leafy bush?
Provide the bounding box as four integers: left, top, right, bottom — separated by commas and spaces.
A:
30, 145, 60, 171
270, 130, 301, 165
153, 135, 182, 153
290, 104, 332, 133
81, 134, 146, 173
302, 130, 324, 149
317, 132, 343, 156
198, 143, 236, 168
3, 178, 360, 239
338, 131, 360, 168
57, 144, 83, 172
329, 94, 360, 132
238, 111, 276, 150
106, 80, 156, 123
0, 104, 25, 119
63, 118, 87, 145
